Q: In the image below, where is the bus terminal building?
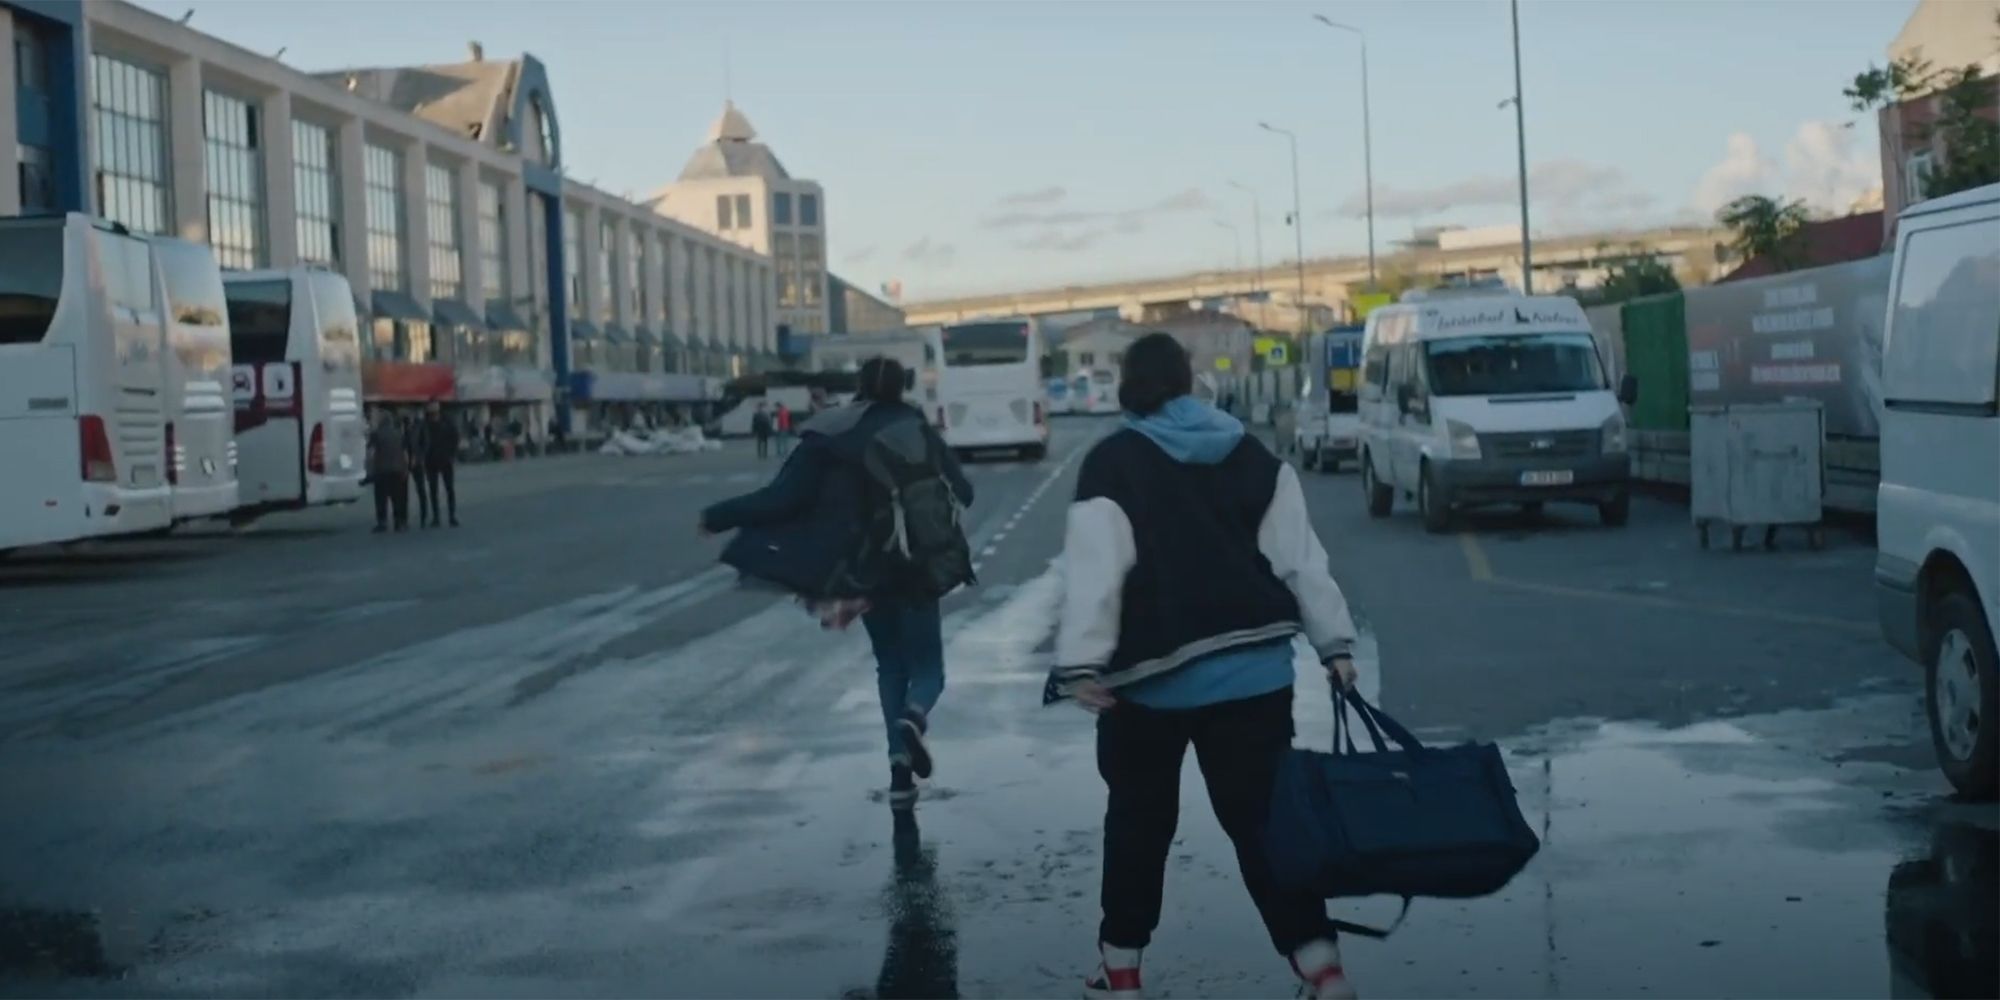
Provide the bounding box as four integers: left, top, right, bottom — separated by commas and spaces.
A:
2, 0, 782, 436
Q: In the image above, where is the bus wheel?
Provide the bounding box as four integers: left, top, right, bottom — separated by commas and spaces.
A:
1362, 454, 1393, 518
1022, 444, 1046, 462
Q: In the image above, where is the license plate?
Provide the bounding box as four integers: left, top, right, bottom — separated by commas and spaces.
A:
1521, 470, 1574, 486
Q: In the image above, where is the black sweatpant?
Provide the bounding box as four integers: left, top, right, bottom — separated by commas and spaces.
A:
1097, 685, 1331, 955
425, 462, 457, 521
372, 471, 409, 527
409, 463, 433, 523
755, 433, 771, 458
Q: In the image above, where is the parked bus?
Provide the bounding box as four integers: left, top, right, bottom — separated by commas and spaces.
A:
930, 317, 1050, 460
221, 269, 366, 518
0, 213, 173, 552
1294, 325, 1365, 473
147, 236, 238, 521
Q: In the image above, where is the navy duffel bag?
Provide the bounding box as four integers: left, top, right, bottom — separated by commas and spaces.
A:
1263, 689, 1540, 932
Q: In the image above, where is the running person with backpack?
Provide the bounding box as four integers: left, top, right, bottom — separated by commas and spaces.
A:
700, 358, 975, 808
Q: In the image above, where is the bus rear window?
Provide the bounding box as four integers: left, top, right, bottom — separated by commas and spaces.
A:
153, 239, 227, 328
941, 322, 1030, 366
225, 279, 292, 364
0, 223, 64, 345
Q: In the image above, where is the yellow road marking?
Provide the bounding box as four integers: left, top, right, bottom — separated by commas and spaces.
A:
1458, 532, 1495, 581
1488, 576, 1878, 636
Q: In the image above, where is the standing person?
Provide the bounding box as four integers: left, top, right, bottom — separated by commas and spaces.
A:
750, 401, 774, 459
701, 358, 973, 809
1044, 332, 1363, 999
422, 402, 461, 527
365, 411, 411, 533
403, 412, 433, 529
774, 402, 794, 457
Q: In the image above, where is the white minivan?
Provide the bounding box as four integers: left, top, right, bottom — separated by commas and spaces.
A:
1358, 292, 1636, 533
1873, 181, 1999, 800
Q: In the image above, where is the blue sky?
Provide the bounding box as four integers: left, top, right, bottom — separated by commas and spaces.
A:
141, 0, 1915, 299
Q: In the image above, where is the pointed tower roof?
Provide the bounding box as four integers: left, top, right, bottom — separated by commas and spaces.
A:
679, 100, 789, 181
706, 100, 758, 143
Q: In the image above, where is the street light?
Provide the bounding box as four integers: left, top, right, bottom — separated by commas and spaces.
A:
1212, 219, 1242, 273
1312, 14, 1377, 290
1258, 121, 1309, 337
1509, 0, 1532, 293
1226, 179, 1265, 299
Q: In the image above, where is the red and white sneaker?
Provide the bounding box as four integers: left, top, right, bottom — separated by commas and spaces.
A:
1083, 943, 1143, 999
1290, 939, 1358, 999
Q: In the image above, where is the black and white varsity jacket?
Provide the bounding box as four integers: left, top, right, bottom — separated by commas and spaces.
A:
1044, 429, 1357, 703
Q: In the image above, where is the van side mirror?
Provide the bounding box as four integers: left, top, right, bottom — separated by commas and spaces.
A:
1395, 383, 1413, 413
1618, 374, 1639, 406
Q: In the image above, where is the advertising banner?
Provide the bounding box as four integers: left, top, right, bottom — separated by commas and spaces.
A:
1684, 255, 1890, 438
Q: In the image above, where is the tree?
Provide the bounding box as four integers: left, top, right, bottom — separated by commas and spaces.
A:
1716, 195, 1812, 272
1845, 26, 2000, 201
1577, 245, 1681, 306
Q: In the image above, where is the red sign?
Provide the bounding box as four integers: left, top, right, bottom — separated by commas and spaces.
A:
363, 362, 456, 402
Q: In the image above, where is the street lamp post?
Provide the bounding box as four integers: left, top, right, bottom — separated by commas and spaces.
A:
1258, 121, 1309, 338
1509, 0, 1532, 293
1312, 15, 1376, 290
1212, 219, 1243, 273
1226, 179, 1265, 298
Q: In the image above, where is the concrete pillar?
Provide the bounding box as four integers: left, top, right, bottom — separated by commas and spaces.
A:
261, 90, 297, 268
166, 55, 207, 243
0, 6, 20, 218
334, 116, 369, 299
400, 139, 431, 304
578, 201, 601, 327
502, 176, 533, 352
454, 159, 483, 308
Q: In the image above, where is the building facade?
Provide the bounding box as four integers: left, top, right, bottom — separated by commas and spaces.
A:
826, 272, 904, 335
0, 0, 777, 436
649, 101, 829, 339
1878, 0, 2000, 236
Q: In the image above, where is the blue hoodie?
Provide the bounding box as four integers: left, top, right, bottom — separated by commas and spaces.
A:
1118, 396, 1298, 709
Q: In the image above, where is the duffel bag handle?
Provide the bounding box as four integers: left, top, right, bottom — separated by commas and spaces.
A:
1332, 687, 1428, 756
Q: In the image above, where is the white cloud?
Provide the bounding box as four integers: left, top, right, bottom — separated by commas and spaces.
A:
1338, 159, 1646, 221
1692, 121, 1877, 216
903, 237, 957, 267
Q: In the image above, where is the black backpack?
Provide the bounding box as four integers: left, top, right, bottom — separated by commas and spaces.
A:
857, 416, 973, 598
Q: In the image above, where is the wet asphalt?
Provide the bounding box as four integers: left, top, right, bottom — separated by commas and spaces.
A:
0, 420, 1993, 999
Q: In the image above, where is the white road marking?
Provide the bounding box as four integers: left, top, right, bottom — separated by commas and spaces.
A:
685, 473, 716, 485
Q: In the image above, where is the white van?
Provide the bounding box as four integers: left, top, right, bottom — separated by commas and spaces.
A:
0, 214, 173, 551
221, 269, 366, 516
147, 236, 239, 522
1873, 182, 2000, 800
1358, 293, 1635, 533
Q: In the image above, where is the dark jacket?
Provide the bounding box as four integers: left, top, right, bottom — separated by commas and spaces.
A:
751, 411, 774, 438
367, 422, 408, 476
423, 417, 460, 466
704, 401, 973, 599
402, 419, 428, 470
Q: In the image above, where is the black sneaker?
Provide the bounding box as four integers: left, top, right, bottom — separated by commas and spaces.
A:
888, 764, 917, 810
898, 709, 933, 779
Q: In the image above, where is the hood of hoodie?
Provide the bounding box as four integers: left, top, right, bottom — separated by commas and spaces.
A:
1125, 395, 1244, 465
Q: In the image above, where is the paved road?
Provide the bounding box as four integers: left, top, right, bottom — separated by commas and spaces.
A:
1, 421, 1993, 998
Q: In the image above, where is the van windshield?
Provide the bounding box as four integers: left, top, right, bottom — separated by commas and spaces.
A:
1423, 333, 1605, 397
0, 221, 64, 345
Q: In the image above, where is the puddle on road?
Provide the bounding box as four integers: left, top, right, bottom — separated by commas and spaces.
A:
650, 694, 1997, 1000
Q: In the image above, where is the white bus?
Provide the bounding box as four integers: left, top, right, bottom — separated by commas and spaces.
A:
147, 236, 238, 522
221, 269, 366, 517
0, 214, 173, 552
931, 317, 1050, 461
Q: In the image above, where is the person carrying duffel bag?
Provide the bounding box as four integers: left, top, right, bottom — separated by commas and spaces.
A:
1043, 332, 1364, 1000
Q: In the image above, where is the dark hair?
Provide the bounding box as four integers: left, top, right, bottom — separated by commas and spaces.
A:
856, 356, 907, 404
1118, 332, 1192, 415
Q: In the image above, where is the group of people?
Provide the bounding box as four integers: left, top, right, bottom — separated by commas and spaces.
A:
699, 333, 1364, 998
750, 400, 796, 459
364, 403, 462, 532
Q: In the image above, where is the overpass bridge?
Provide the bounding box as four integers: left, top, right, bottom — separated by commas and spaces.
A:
902, 224, 1726, 327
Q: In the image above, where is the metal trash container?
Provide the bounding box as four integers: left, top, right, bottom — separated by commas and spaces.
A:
1690, 400, 1826, 551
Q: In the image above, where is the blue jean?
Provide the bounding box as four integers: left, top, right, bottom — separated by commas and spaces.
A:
861, 598, 946, 762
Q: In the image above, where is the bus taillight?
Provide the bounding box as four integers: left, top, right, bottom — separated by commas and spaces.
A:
934, 407, 947, 431
165, 422, 178, 485
1034, 401, 1045, 426
79, 416, 116, 483
307, 423, 327, 475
